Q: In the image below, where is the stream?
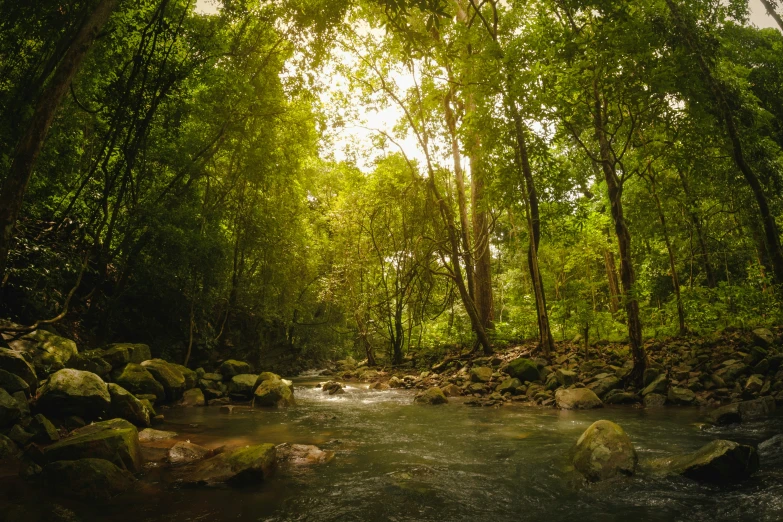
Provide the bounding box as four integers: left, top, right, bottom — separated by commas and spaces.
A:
5, 377, 783, 521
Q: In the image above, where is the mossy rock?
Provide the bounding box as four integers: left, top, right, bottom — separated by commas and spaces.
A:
0, 433, 20, 459
113, 363, 165, 402
42, 458, 135, 501
648, 439, 759, 484
102, 343, 152, 364
219, 360, 253, 380
36, 369, 110, 421
255, 372, 281, 386
228, 374, 258, 400
107, 383, 150, 427
555, 388, 603, 410
172, 364, 197, 390
0, 348, 37, 389
413, 387, 448, 405
67, 352, 112, 378
42, 418, 142, 472
641, 374, 668, 396
0, 387, 22, 428
573, 420, 637, 482
470, 367, 493, 383
6, 330, 77, 378
175, 443, 276, 487
28, 414, 60, 444
100, 346, 130, 368
140, 359, 185, 402
179, 388, 205, 407
253, 377, 294, 408
0, 369, 31, 397
506, 358, 541, 383
496, 378, 522, 394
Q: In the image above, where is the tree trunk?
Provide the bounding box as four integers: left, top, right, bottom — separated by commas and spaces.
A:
592, 86, 646, 385
509, 102, 555, 356
470, 136, 494, 330
603, 248, 621, 314
666, 0, 783, 286
760, 0, 783, 31
0, 0, 118, 279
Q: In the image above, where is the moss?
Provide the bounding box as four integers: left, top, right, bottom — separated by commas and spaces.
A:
253, 378, 294, 407
107, 383, 150, 427
414, 387, 448, 405
43, 458, 135, 501
141, 359, 185, 401
42, 418, 142, 472
506, 358, 541, 383
114, 363, 165, 402
36, 369, 111, 420
177, 443, 276, 487
219, 360, 253, 379
573, 420, 637, 482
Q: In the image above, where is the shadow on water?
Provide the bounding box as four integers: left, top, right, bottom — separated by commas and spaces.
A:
3, 379, 782, 522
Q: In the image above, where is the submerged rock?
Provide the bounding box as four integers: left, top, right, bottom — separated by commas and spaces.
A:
36, 369, 110, 421
758, 434, 783, 464
42, 418, 142, 472
107, 383, 151, 427
138, 428, 177, 442
414, 387, 448, 405
180, 388, 205, 407
113, 363, 165, 402
572, 420, 637, 482
42, 458, 135, 501
175, 443, 276, 487
167, 441, 212, 466
555, 388, 602, 410
506, 358, 541, 383
650, 440, 759, 484
276, 443, 334, 466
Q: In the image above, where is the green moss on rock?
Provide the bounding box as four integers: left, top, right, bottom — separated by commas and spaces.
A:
42, 418, 142, 472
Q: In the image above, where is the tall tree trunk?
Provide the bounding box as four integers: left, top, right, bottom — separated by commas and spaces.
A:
667, 0, 783, 286
760, 0, 783, 31
0, 0, 118, 279
469, 124, 494, 331
509, 102, 555, 356
648, 172, 686, 336
592, 86, 646, 385
676, 168, 716, 288
603, 248, 621, 314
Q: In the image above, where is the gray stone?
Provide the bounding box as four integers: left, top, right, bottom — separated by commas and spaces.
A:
36, 369, 110, 421
572, 420, 637, 482
555, 388, 602, 409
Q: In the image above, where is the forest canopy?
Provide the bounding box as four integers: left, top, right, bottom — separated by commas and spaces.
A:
1, 0, 783, 381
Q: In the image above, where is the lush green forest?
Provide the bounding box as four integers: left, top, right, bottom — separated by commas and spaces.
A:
2, 0, 783, 378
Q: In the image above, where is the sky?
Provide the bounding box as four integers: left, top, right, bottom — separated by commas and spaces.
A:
193, 0, 782, 170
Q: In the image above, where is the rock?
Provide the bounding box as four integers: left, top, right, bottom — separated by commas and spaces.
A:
555, 388, 602, 409
179, 388, 205, 407
321, 381, 344, 395
276, 443, 334, 466
572, 420, 637, 482
0, 387, 22, 427
5, 330, 77, 377
752, 328, 775, 348
587, 376, 621, 398
388, 376, 405, 388
219, 360, 252, 380
67, 352, 112, 378
101, 346, 130, 368
604, 390, 640, 404
138, 428, 177, 442
707, 396, 776, 425
12, 390, 29, 416
470, 366, 493, 383
228, 374, 257, 399
506, 358, 541, 383
254, 377, 295, 407
744, 374, 764, 397
653, 440, 759, 484
9, 424, 33, 446
758, 434, 783, 464
643, 393, 667, 408
107, 383, 150, 427
141, 359, 186, 401
167, 441, 211, 466
753, 358, 770, 375
368, 382, 390, 391
172, 364, 197, 390
413, 387, 448, 405
643, 367, 661, 387
113, 363, 165, 402
556, 369, 578, 386
42, 418, 142, 472
667, 387, 696, 405
0, 369, 30, 397
441, 383, 463, 396
103, 343, 151, 364
139, 399, 156, 417
0, 347, 38, 389
0, 433, 19, 459
496, 378, 522, 394
641, 374, 668, 396
28, 414, 60, 444
42, 458, 135, 501
175, 443, 276, 487
36, 369, 110, 421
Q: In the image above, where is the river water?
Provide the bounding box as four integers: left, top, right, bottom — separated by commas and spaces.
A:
6, 378, 783, 521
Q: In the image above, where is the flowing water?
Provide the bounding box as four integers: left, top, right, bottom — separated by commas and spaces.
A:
4, 378, 783, 521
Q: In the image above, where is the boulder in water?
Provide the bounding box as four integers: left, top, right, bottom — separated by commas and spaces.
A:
167, 441, 212, 466
321, 381, 344, 395
276, 443, 334, 466
555, 388, 602, 410
36, 369, 110, 421
113, 363, 165, 402
707, 396, 776, 425
254, 377, 295, 407
413, 387, 448, 405
141, 359, 186, 402
506, 358, 541, 383
107, 383, 150, 427
758, 434, 783, 464
42, 457, 135, 501
175, 443, 276, 487
651, 439, 759, 484
179, 388, 205, 407
42, 418, 142, 472
138, 428, 177, 442
228, 374, 257, 400
572, 420, 637, 482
